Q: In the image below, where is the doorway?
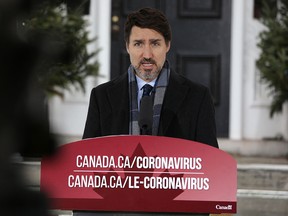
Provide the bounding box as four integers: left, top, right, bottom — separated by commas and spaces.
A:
110, 0, 231, 137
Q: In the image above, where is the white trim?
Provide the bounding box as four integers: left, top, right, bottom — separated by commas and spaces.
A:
237, 164, 288, 171
219, 138, 288, 157
229, 0, 245, 139
238, 189, 288, 199
94, 0, 111, 85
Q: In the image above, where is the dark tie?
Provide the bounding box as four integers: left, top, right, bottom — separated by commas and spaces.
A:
139, 84, 153, 135
142, 84, 153, 97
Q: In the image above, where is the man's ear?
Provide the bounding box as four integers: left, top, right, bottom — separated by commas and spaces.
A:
126, 42, 130, 54
166, 41, 171, 53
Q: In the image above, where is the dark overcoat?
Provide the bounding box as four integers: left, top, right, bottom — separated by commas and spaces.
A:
83, 70, 218, 148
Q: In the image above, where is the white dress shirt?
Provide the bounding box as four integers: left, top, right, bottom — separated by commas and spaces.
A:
135, 76, 156, 110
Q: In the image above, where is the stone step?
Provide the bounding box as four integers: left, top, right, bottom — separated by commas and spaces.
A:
234, 156, 288, 215
237, 163, 288, 191
237, 190, 288, 216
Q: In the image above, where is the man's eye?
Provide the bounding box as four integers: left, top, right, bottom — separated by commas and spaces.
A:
134, 42, 142, 47
152, 42, 160, 47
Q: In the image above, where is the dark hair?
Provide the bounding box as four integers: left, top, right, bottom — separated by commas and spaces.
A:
124, 7, 172, 45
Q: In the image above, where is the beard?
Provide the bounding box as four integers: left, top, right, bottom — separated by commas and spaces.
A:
133, 58, 162, 81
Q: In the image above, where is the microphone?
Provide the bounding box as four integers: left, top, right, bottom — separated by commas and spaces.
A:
138, 96, 153, 135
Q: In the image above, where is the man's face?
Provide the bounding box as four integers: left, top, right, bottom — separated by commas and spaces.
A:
126, 26, 170, 82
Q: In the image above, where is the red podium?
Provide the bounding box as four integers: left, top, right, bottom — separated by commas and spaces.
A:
41, 135, 237, 214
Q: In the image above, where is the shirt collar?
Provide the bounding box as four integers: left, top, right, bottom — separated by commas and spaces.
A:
135, 75, 157, 92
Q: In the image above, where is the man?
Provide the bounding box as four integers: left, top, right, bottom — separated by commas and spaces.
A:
83, 7, 218, 148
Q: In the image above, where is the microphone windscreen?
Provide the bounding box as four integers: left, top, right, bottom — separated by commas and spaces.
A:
138, 96, 153, 134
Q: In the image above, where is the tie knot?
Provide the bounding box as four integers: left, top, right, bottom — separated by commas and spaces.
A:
142, 84, 153, 97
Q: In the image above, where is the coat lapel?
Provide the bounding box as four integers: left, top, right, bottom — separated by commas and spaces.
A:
159, 71, 190, 135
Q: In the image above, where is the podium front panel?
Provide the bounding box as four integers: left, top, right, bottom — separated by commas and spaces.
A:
41, 135, 237, 214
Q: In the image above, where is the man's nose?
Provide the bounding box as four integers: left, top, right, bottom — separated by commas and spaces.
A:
143, 45, 153, 59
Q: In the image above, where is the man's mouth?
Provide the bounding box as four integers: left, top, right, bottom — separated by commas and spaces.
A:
142, 63, 153, 67
141, 64, 154, 72
141, 60, 155, 69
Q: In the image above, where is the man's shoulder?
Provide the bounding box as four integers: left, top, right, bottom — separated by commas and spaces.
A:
92, 73, 128, 91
